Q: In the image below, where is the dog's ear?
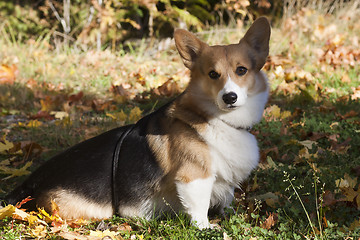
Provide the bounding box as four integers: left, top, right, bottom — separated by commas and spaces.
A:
174, 29, 207, 69
240, 17, 271, 70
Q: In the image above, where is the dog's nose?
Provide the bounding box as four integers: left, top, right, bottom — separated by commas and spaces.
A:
222, 92, 237, 104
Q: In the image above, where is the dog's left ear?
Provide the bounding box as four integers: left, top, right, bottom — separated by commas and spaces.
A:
240, 17, 271, 70
174, 29, 208, 69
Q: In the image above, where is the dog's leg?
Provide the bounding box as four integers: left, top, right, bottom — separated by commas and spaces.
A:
176, 176, 214, 229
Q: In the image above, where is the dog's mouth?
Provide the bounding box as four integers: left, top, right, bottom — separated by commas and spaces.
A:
227, 104, 238, 109
219, 104, 240, 111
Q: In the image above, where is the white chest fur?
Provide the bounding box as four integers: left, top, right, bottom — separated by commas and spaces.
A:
202, 118, 259, 208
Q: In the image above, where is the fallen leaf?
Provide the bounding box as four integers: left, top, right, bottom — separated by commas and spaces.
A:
299, 140, 317, 149
15, 196, 34, 209
336, 173, 358, 189
0, 161, 32, 179
106, 111, 127, 122
0, 135, 14, 154
31, 225, 48, 238
252, 192, 279, 208
339, 185, 360, 209
50, 111, 69, 120
128, 107, 143, 123
118, 222, 132, 232
0, 205, 16, 220
261, 212, 278, 229
153, 79, 180, 97
0, 64, 18, 84
322, 190, 337, 207
68, 91, 84, 103
90, 229, 118, 239
30, 111, 54, 120
349, 219, 360, 231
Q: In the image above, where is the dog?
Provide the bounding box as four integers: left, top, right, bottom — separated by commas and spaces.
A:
5, 17, 270, 229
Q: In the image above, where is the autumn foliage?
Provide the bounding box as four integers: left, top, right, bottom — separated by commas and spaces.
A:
1, 1, 360, 239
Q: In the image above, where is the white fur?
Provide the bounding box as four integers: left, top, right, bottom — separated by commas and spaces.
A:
176, 177, 215, 229
195, 71, 269, 219
216, 76, 248, 110
204, 119, 259, 205
51, 190, 113, 219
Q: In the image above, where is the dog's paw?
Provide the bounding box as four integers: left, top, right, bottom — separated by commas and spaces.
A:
191, 219, 211, 229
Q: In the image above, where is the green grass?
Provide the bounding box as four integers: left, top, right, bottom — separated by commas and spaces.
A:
1, 4, 360, 239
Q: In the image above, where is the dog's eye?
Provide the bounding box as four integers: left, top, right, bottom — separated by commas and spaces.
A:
235, 66, 247, 76
208, 70, 220, 79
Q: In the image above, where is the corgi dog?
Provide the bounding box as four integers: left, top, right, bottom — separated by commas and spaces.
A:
5, 17, 270, 229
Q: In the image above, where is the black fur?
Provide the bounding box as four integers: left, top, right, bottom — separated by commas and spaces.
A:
5, 104, 169, 213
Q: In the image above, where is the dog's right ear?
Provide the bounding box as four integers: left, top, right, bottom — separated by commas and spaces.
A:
174, 29, 207, 69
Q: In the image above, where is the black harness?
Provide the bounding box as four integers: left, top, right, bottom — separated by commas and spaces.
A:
111, 125, 134, 216
110, 119, 250, 216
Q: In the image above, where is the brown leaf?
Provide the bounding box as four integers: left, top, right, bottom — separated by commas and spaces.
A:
68, 91, 84, 103
330, 137, 351, 154
153, 79, 180, 97
118, 222, 132, 232
308, 132, 327, 141
260, 212, 278, 229
30, 111, 55, 120
337, 110, 359, 119
322, 190, 337, 207
112, 83, 132, 98
21, 141, 43, 159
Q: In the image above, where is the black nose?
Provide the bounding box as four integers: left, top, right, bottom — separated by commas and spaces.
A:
222, 92, 237, 104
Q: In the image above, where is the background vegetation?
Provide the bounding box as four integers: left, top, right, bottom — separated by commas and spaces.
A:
0, 0, 360, 239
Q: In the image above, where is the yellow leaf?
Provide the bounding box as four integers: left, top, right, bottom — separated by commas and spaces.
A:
0, 161, 32, 179
128, 107, 143, 123
90, 229, 118, 238
31, 225, 47, 238
26, 214, 40, 225
0, 135, 14, 154
40, 99, 52, 112
38, 208, 53, 222
336, 173, 358, 189
55, 117, 72, 127
299, 147, 310, 159
280, 110, 292, 119
27, 120, 42, 128
264, 105, 291, 121
106, 110, 127, 122
0, 205, 16, 220
270, 105, 281, 118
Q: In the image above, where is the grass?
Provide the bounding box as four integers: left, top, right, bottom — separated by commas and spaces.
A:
1, 2, 360, 239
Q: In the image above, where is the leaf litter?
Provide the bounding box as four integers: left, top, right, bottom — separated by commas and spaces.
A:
1, 4, 360, 239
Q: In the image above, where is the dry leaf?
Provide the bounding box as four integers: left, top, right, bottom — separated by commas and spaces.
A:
0, 161, 32, 179
90, 229, 118, 239
0, 135, 14, 154
0, 205, 16, 220
128, 107, 143, 123
260, 212, 278, 229
0, 64, 18, 84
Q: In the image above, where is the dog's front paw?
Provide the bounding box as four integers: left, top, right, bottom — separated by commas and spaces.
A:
191, 218, 211, 229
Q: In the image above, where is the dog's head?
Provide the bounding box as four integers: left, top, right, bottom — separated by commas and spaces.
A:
174, 17, 270, 113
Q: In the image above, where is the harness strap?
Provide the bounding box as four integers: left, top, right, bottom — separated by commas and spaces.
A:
112, 125, 134, 216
